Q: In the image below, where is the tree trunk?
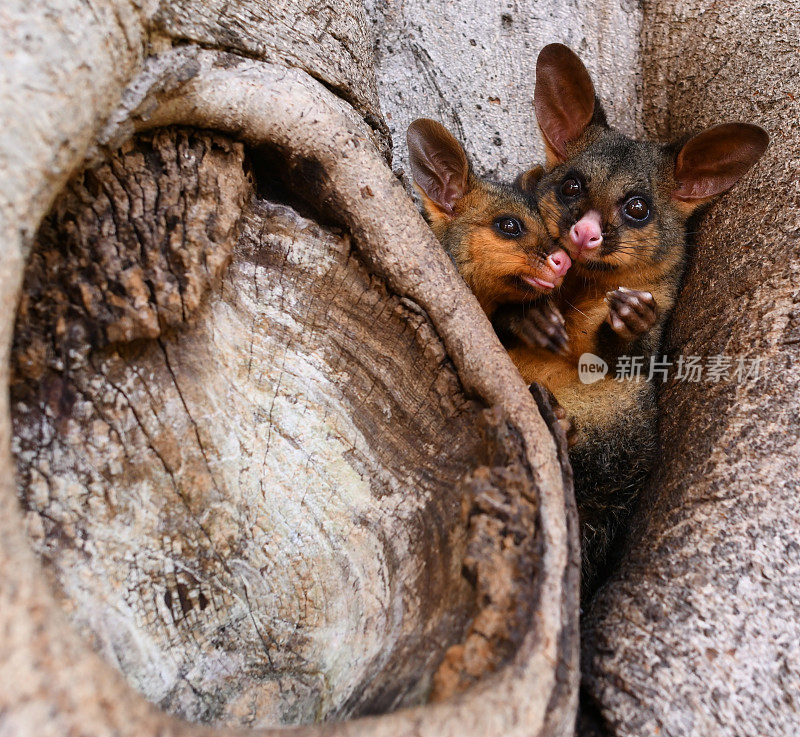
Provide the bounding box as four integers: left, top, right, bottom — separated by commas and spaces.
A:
580, 2, 800, 735
367, 0, 643, 182
3, 2, 797, 736
0, 3, 580, 736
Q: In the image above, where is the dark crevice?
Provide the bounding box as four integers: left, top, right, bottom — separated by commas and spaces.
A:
576, 686, 613, 737
427, 408, 545, 703
248, 144, 344, 230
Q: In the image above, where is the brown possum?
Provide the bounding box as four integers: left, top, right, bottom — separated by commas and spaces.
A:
406, 118, 571, 323
506, 43, 769, 595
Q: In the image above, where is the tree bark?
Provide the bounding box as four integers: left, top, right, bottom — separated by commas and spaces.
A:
581, 3, 800, 735
0, 5, 579, 737
5, 2, 797, 736
367, 0, 643, 183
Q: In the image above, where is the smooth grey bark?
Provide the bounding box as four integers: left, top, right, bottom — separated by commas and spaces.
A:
367, 0, 643, 182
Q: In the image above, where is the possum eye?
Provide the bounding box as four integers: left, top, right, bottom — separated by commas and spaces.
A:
493, 216, 523, 237
623, 196, 650, 223
560, 177, 582, 197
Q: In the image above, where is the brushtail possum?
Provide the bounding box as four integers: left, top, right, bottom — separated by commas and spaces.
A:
406, 118, 571, 329
505, 43, 769, 594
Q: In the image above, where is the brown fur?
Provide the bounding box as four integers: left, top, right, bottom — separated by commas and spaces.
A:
435, 182, 561, 314
511, 44, 768, 597
406, 97, 767, 597
408, 119, 567, 317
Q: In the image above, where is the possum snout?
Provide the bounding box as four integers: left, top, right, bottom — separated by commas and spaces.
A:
546, 249, 571, 278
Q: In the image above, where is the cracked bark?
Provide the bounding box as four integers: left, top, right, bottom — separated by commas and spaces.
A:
1, 4, 578, 737
13, 134, 494, 722
7, 1, 795, 736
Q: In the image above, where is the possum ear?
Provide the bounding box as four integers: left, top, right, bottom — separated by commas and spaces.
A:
672, 123, 769, 208
407, 119, 470, 220
534, 44, 602, 166
517, 165, 544, 193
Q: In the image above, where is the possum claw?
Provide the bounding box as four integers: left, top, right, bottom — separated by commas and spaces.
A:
516, 302, 569, 354
605, 288, 657, 341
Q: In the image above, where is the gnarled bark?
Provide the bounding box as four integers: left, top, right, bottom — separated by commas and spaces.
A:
13, 125, 492, 724
0, 10, 579, 737
152, 0, 387, 145
6, 1, 797, 736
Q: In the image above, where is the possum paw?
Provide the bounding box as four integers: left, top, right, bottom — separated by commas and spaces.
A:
509, 301, 569, 355
552, 401, 577, 448
605, 287, 657, 341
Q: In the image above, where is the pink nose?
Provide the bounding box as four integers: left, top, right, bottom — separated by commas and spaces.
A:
547, 249, 571, 277
570, 210, 603, 251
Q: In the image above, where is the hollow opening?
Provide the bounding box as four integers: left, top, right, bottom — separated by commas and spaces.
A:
10, 126, 555, 728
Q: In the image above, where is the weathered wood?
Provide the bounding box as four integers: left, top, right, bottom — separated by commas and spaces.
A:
0, 31, 579, 737
0, 0, 149, 252
13, 129, 249, 382
153, 0, 387, 146
580, 2, 800, 735
8, 1, 800, 735
367, 0, 643, 182
13, 126, 486, 724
